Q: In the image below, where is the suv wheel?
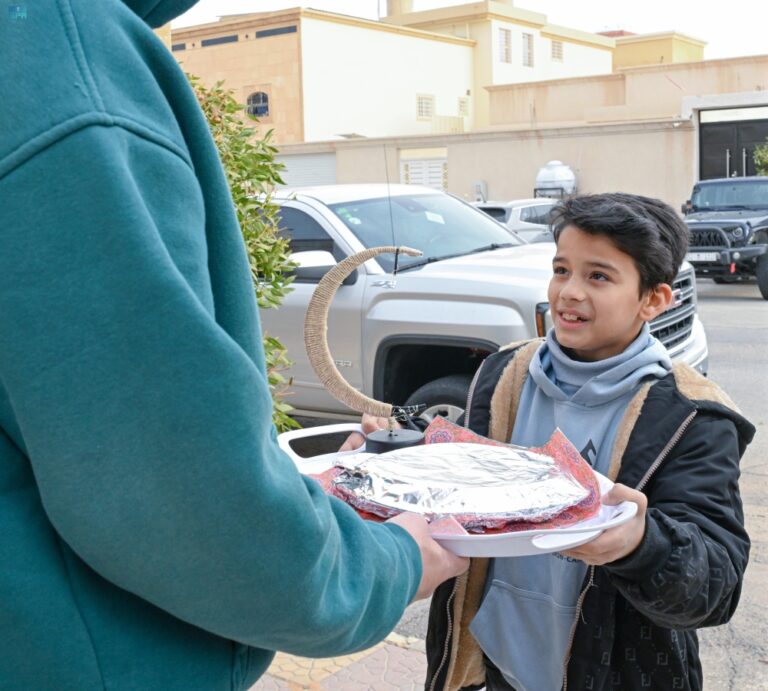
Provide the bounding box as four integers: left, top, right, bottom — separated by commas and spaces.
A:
757, 254, 768, 300
404, 374, 472, 424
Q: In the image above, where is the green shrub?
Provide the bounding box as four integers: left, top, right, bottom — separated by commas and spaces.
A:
755, 139, 768, 176
189, 75, 299, 431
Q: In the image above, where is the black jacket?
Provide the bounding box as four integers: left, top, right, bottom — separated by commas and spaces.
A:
425, 341, 754, 691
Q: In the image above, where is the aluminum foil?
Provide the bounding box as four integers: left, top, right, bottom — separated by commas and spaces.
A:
334, 442, 589, 522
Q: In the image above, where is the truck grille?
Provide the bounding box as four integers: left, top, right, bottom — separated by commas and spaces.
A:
650, 268, 695, 350
689, 226, 730, 249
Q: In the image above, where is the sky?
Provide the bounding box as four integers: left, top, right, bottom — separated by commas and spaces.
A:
173, 0, 767, 61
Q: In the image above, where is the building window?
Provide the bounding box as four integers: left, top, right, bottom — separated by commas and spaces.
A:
458, 96, 470, 117
417, 94, 435, 120
200, 34, 238, 47
551, 40, 564, 62
522, 32, 534, 67
247, 91, 269, 118
255, 25, 297, 39
498, 28, 512, 63
171, 43, 186, 52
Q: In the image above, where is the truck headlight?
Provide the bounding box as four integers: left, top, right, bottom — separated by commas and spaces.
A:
731, 226, 744, 239
536, 303, 553, 337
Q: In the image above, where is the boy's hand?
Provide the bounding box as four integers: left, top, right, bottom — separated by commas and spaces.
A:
339, 413, 399, 451
561, 484, 648, 566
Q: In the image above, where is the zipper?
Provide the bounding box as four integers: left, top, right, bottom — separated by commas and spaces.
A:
560, 409, 697, 689
562, 565, 594, 691
463, 358, 487, 429
636, 411, 696, 491
428, 579, 459, 691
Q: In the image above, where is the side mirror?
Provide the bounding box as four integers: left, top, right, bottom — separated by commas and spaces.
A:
290, 250, 357, 285
681, 200, 692, 215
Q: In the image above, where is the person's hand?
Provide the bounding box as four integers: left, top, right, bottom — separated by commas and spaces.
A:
387, 512, 469, 600
561, 483, 648, 566
338, 413, 399, 451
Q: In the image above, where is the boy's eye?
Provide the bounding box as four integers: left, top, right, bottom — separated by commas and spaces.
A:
553, 266, 567, 275
591, 272, 608, 281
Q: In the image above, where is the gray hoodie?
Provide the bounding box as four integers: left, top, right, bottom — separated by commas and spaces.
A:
470, 324, 671, 691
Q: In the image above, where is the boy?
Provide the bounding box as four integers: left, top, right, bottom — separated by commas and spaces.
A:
346, 192, 753, 690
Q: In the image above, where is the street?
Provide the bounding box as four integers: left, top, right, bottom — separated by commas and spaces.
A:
690, 280, 768, 689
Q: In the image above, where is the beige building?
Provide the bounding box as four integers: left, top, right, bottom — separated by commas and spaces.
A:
171, 1, 615, 147
278, 54, 768, 208
171, 2, 768, 206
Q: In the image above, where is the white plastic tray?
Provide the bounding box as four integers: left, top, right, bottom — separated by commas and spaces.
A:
278, 424, 637, 557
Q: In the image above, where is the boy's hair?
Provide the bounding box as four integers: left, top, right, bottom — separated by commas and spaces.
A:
550, 193, 689, 293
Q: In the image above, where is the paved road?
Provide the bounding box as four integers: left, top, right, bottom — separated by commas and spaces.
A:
691, 279, 768, 690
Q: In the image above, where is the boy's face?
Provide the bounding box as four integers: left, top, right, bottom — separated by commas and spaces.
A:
548, 225, 673, 361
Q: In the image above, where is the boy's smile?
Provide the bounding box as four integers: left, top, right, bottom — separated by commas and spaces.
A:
549, 225, 672, 361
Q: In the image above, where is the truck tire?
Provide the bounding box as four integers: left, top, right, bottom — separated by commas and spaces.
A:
713, 276, 739, 284
757, 254, 768, 300
404, 374, 473, 423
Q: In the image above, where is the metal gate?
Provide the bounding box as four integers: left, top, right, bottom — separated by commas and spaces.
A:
700, 117, 768, 179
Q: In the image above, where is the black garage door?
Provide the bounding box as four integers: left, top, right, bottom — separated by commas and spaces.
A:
700, 118, 768, 179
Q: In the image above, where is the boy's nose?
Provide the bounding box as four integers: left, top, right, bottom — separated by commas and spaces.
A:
559, 277, 586, 301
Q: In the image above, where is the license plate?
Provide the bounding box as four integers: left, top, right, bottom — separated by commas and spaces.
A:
686, 251, 718, 262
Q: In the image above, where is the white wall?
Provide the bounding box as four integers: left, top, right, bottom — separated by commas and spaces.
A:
490, 20, 611, 86
300, 18, 474, 142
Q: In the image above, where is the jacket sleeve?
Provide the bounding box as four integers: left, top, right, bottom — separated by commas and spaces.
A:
0, 125, 420, 656
604, 412, 749, 629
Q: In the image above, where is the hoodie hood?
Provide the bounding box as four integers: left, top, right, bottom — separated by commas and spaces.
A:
530, 323, 672, 407
122, 0, 200, 27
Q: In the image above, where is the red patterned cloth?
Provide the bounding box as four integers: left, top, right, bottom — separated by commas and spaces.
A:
310, 417, 601, 533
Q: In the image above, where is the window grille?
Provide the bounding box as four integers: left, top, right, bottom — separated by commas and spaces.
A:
499, 28, 512, 63
523, 33, 534, 67
417, 94, 435, 120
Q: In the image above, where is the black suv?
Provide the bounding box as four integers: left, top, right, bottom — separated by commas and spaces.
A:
682, 176, 768, 299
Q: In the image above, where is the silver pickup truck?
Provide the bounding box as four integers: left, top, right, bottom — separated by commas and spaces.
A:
261, 184, 709, 421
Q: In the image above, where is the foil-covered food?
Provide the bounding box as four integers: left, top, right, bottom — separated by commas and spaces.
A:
315, 418, 601, 533
335, 442, 587, 522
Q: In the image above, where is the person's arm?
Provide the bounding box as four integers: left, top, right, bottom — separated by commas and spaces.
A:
599, 415, 749, 629
0, 124, 446, 656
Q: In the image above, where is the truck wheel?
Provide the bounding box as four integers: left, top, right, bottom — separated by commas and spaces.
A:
713, 276, 739, 284
404, 374, 473, 423
757, 254, 768, 300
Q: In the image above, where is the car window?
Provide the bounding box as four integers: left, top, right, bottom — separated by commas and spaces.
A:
477, 206, 508, 222
520, 203, 554, 225
276, 207, 335, 253
691, 181, 768, 210
329, 193, 521, 272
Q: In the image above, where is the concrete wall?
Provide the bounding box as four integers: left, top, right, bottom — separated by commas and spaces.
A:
613, 33, 705, 70
488, 54, 768, 127
299, 16, 474, 142
279, 120, 696, 211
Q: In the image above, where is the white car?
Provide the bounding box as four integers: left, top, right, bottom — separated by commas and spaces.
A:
473, 198, 556, 242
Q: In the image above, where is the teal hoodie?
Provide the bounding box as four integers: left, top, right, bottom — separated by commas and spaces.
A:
0, 2, 420, 689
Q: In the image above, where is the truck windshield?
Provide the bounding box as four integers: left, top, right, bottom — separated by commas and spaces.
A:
328, 193, 522, 272
691, 180, 768, 211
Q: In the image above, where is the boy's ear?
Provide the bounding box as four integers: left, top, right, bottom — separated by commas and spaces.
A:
640, 284, 674, 321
